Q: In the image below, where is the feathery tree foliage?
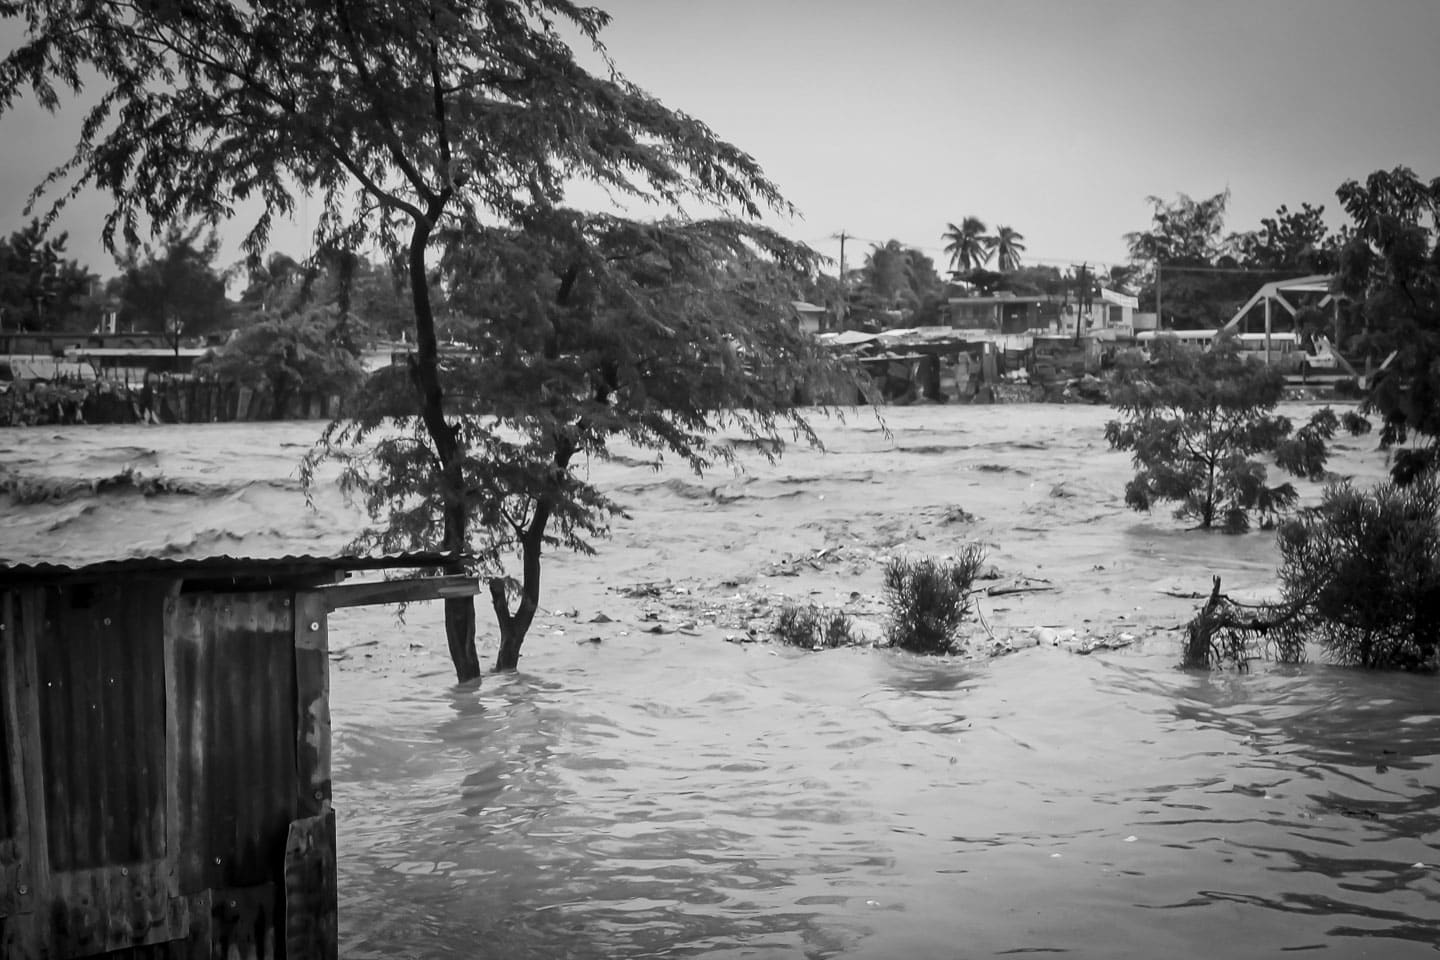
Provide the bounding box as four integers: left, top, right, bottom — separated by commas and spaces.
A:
1105, 334, 1341, 532
2, 0, 842, 681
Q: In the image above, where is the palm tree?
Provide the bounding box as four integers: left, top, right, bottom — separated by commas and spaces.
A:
942, 217, 994, 276
994, 226, 1026, 273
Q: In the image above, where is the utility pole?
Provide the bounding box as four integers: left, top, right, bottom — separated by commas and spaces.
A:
832, 230, 848, 331
1155, 262, 1163, 330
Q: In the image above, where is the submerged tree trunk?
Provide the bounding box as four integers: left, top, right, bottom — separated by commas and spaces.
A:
491, 440, 576, 672
406, 206, 483, 683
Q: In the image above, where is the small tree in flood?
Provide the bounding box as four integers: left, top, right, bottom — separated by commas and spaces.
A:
319, 218, 847, 671
1105, 334, 1341, 532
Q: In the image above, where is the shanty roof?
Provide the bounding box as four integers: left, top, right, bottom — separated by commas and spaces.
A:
0, 551, 460, 584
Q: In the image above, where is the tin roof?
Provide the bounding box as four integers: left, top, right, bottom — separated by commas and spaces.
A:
0, 551, 461, 584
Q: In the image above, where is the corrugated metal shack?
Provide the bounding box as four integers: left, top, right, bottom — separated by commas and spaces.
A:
1, 553, 475, 959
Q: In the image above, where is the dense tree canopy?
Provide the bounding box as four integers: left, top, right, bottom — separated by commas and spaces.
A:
850, 239, 944, 325
204, 306, 365, 414
1332, 166, 1440, 482
112, 222, 229, 345
1230, 202, 1340, 274
0, 219, 95, 332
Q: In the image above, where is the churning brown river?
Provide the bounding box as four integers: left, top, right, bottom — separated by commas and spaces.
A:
4, 403, 1437, 958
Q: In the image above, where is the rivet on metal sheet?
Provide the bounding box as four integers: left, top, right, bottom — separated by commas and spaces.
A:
314, 789, 324, 801
214, 857, 221, 865
310, 621, 320, 632
121, 867, 128, 877
103, 617, 111, 626
17, 884, 28, 895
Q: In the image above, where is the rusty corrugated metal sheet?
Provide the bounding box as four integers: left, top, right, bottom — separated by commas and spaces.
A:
0, 551, 464, 585
172, 591, 297, 894
34, 581, 168, 871
1, 605, 13, 846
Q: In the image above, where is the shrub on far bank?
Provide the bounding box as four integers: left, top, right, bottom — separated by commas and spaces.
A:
883, 546, 987, 654
773, 603, 855, 650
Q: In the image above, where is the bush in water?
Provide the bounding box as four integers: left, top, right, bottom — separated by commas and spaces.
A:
883, 546, 986, 654
1274, 477, 1440, 670
773, 604, 855, 650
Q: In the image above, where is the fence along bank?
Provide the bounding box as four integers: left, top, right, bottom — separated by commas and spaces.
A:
1, 552, 476, 959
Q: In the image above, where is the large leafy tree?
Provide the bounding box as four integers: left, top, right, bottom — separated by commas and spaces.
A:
0, 219, 95, 332
1, 0, 837, 681
323, 214, 838, 671
1333, 166, 1440, 482
1125, 190, 1233, 265
854, 239, 943, 323
204, 305, 365, 416
1124, 190, 1248, 329
1105, 334, 1339, 532
1231, 202, 1339, 273
941, 217, 994, 276
113, 222, 230, 347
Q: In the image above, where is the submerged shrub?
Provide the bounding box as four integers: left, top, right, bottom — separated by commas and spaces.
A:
773, 603, 855, 650
1274, 477, 1440, 669
1180, 576, 1304, 670
883, 546, 986, 654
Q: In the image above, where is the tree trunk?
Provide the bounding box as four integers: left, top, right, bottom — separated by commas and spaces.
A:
405, 205, 482, 683
489, 441, 575, 672
492, 577, 525, 671
444, 594, 480, 682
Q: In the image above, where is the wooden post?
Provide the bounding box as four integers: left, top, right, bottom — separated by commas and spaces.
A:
291, 592, 331, 820
289, 592, 336, 960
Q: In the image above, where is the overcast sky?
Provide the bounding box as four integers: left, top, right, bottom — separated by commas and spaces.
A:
2, 0, 1437, 281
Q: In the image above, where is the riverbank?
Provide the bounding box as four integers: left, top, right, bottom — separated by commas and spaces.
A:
0, 376, 342, 426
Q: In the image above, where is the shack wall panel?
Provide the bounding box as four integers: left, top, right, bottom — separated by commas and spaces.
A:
1, 593, 18, 924
11, 591, 48, 914
43, 863, 177, 958
34, 584, 166, 872
174, 592, 298, 895
2, 594, 15, 848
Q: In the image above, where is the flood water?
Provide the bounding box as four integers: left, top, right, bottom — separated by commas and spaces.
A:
3, 404, 1437, 957
331, 619, 1440, 959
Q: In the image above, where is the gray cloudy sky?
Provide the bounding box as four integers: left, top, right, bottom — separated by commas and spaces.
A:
2, 0, 1438, 280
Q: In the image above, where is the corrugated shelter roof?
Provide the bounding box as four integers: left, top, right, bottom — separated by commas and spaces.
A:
0, 551, 461, 584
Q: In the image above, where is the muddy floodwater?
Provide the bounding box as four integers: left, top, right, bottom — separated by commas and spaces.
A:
3, 403, 1437, 958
